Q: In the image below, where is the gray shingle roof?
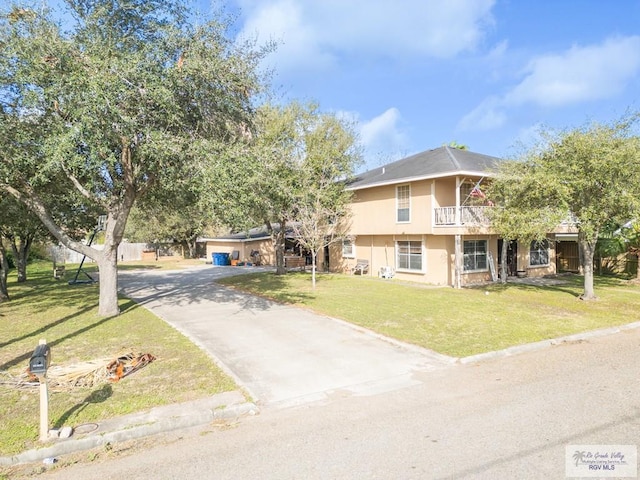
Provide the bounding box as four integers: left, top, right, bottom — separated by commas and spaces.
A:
201, 223, 300, 241
347, 146, 503, 190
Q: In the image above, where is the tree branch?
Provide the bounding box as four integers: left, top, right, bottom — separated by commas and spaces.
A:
60, 163, 105, 206
1, 184, 99, 260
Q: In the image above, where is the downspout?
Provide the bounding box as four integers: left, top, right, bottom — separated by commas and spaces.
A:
431, 180, 436, 231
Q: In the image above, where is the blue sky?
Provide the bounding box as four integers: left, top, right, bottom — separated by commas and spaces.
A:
197, 0, 640, 172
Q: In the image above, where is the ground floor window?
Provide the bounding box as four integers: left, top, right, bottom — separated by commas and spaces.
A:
530, 239, 550, 266
463, 240, 487, 272
397, 240, 423, 271
342, 239, 354, 258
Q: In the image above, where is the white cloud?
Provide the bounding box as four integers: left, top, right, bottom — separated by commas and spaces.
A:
336, 107, 409, 168
237, 0, 337, 72
505, 36, 640, 107
458, 97, 507, 131
357, 108, 409, 168
236, 0, 496, 72
487, 40, 509, 61
460, 36, 640, 131
360, 108, 406, 148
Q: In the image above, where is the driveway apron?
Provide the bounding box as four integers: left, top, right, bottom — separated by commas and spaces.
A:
119, 266, 453, 407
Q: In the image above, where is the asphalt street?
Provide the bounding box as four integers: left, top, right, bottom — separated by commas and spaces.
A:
35, 321, 640, 479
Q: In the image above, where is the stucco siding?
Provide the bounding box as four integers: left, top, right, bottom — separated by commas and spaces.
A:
349, 180, 432, 235
205, 238, 273, 265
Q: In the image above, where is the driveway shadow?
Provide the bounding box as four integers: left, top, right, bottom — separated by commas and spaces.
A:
118, 266, 290, 311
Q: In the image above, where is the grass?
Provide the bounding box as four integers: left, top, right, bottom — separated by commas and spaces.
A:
2, 259, 638, 457
218, 272, 640, 358
0, 260, 236, 457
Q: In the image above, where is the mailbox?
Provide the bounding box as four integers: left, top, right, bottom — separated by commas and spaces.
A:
29, 344, 51, 375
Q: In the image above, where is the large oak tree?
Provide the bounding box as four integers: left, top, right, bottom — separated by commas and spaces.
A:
488, 116, 640, 299
0, 1, 268, 315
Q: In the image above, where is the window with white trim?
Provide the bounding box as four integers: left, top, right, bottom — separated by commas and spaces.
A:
397, 240, 423, 271
396, 185, 410, 222
529, 240, 550, 266
342, 239, 354, 258
463, 240, 487, 272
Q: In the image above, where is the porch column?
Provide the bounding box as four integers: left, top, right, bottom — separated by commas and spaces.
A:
431, 180, 436, 229
454, 234, 462, 289
455, 176, 461, 225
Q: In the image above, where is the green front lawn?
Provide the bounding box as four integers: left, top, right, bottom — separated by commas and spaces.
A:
218, 272, 640, 358
0, 261, 237, 457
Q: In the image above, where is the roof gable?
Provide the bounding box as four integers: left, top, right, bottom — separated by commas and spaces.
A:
347, 146, 502, 190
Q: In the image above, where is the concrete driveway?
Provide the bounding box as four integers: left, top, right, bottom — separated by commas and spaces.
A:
119, 265, 454, 408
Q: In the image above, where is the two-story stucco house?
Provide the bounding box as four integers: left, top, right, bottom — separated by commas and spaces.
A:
332, 146, 578, 286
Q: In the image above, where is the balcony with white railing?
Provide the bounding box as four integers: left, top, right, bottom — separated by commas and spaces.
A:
433, 206, 492, 227
433, 206, 579, 231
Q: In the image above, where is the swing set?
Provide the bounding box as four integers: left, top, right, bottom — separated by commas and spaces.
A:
68, 215, 107, 285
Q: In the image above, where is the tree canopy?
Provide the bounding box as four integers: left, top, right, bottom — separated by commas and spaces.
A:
208, 101, 361, 276
0, 0, 269, 315
487, 115, 640, 298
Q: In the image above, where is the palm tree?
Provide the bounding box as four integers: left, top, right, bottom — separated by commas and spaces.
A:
444, 141, 468, 150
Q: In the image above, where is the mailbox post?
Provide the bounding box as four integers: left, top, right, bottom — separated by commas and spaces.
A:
30, 340, 51, 442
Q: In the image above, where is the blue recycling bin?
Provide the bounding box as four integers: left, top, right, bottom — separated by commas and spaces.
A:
212, 252, 230, 266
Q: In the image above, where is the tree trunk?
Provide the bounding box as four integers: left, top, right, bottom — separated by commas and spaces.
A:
187, 238, 197, 259
500, 239, 508, 284
311, 251, 317, 289
0, 244, 10, 302
97, 244, 120, 316
579, 231, 597, 300
273, 219, 286, 275
95, 188, 135, 316
9, 234, 32, 283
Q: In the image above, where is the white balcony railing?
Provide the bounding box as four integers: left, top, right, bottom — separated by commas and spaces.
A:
433, 206, 492, 227
434, 206, 579, 228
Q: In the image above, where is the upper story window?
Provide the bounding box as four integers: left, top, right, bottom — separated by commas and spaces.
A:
397, 240, 423, 271
396, 185, 410, 222
463, 240, 487, 272
530, 240, 550, 266
342, 239, 354, 258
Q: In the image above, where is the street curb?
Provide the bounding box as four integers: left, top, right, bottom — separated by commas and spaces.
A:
307, 309, 640, 369
315, 313, 459, 366
0, 398, 259, 466
458, 320, 640, 364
